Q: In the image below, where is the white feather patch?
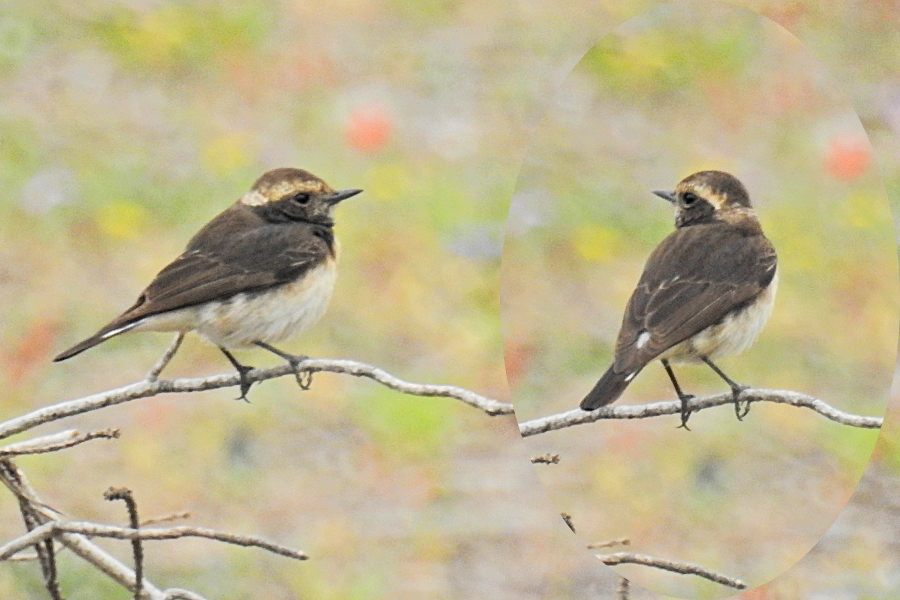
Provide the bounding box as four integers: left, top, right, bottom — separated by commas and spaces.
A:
636, 331, 651, 349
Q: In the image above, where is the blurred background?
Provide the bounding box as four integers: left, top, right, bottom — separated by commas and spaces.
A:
0, 0, 897, 599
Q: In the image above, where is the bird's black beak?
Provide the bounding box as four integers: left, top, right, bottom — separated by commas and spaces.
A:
327, 188, 363, 205
652, 190, 677, 204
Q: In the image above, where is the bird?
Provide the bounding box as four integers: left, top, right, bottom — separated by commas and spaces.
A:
579, 170, 777, 428
54, 167, 362, 400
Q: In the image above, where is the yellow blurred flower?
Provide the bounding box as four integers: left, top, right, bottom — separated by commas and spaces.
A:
202, 132, 252, 174
96, 200, 148, 239
124, 7, 190, 65
840, 191, 884, 229
572, 223, 623, 262
364, 163, 410, 202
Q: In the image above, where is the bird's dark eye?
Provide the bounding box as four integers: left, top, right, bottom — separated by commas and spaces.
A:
682, 192, 699, 206
291, 193, 311, 205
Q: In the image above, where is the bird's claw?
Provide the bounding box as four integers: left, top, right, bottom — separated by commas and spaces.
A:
286, 355, 313, 390
732, 385, 750, 420
677, 393, 695, 431
234, 364, 254, 403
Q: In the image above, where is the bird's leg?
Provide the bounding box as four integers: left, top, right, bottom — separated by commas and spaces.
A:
254, 342, 313, 390
700, 356, 749, 420
219, 347, 254, 402
662, 359, 694, 430
146, 333, 184, 381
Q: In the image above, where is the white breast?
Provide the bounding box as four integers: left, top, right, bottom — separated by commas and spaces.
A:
136, 259, 339, 349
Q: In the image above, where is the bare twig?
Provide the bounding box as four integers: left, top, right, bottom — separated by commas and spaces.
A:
0, 459, 63, 599
105, 487, 143, 600
0, 429, 119, 457
530, 453, 560, 464
3, 360, 878, 443
0, 460, 163, 598
617, 577, 629, 600
141, 511, 191, 527
0, 356, 882, 600
560, 513, 575, 533
147, 333, 184, 381
1, 358, 512, 442
587, 537, 630, 549
39, 534, 62, 600
518, 389, 882, 437
597, 551, 747, 589
58, 532, 163, 599
0, 522, 308, 562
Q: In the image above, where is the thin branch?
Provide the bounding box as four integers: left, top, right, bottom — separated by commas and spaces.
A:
58, 532, 163, 599
530, 453, 560, 464
5, 353, 880, 443
617, 577, 629, 600
0, 459, 63, 600
587, 537, 630, 549
105, 487, 143, 600
0, 459, 164, 598
140, 511, 191, 527
0, 429, 119, 457
0, 522, 308, 562
69, 523, 309, 560
0, 522, 53, 561
147, 334, 184, 381
1, 358, 512, 442
597, 551, 747, 589
518, 388, 882, 437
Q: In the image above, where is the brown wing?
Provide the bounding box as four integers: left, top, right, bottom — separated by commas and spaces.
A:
612, 222, 776, 375
122, 218, 331, 322
54, 207, 331, 361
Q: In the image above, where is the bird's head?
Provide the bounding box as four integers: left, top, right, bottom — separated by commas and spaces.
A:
653, 170, 754, 228
240, 167, 362, 224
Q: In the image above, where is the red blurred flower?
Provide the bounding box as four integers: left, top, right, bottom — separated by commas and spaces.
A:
345, 105, 393, 153
824, 137, 871, 181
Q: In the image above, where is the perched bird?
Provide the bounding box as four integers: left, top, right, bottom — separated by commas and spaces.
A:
54, 167, 362, 399
579, 171, 777, 428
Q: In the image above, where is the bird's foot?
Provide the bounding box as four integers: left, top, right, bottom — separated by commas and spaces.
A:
676, 393, 695, 431
219, 347, 255, 402
254, 342, 313, 390
731, 385, 750, 420
286, 354, 313, 390
234, 364, 255, 402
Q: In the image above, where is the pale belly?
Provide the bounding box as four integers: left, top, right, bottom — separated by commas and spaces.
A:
134, 260, 338, 348
659, 270, 778, 364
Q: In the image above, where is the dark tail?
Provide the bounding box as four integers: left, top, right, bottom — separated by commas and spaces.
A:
53, 320, 139, 362
580, 365, 638, 411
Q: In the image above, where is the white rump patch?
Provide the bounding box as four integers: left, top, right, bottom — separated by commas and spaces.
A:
636, 331, 651, 349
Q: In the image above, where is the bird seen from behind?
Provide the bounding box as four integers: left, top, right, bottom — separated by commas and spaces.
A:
579, 170, 777, 428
